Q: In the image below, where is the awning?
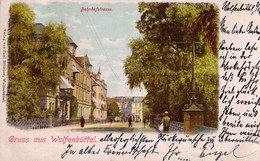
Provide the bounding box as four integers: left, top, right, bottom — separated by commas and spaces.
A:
60, 76, 73, 90
72, 66, 79, 73
101, 101, 106, 105
92, 97, 97, 103
92, 78, 100, 86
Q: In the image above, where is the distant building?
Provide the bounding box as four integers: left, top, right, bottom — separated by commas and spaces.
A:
131, 97, 144, 122
117, 97, 144, 122
92, 67, 107, 120
119, 98, 131, 122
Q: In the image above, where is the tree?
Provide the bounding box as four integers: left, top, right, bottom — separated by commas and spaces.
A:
124, 3, 219, 127
8, 3, 68, 120
107, 102, 121, 119
70, 95, 78, 119
142, 99, 151, 121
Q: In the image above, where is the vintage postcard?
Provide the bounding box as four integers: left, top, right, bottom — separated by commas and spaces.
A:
0, 0, 260, 160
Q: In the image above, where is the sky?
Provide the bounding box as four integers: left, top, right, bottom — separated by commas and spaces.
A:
29, 2, 147, 97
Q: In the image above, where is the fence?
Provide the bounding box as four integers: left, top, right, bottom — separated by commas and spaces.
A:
7, 118, 70, 129
154, 118, 217, 133
7, 118, 110, 129
154, 118, 184, 132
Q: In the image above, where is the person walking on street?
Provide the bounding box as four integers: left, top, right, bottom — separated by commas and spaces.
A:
128, 116, 132, 127
80, 116, 85, 128
143, 119, 146, 128
162, 111, 170, 132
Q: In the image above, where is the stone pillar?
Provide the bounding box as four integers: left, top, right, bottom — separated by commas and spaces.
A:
48, 114, 53, 128
183, 109, 204, 134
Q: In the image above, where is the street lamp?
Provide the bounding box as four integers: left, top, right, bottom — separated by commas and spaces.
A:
169, 39, 205, 134
183, 40, 204, 111
182, 40, 205, 134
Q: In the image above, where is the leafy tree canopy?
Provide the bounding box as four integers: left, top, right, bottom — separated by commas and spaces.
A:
125, 3, 219, 127
8, 3, 68, 120
107, 102, 121, 119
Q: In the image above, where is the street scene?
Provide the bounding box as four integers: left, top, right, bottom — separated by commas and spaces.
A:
7, 2, 219, 134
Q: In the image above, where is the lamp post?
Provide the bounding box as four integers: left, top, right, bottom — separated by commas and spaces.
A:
182, 40, 205, 134
183, 40, 204, 111
169, 39, 205, 134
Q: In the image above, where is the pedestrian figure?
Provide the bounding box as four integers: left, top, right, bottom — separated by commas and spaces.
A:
110, 118, 113, 124
128, 116, 132, 127
80, 116, 85, 128
143, 119, 146, 128
162, 111, 170, 132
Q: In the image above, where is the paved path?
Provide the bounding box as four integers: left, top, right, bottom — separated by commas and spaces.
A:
47, 122, 158, 133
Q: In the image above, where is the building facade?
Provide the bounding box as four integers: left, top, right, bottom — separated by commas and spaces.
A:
116, 97, 144, 122
131, 97, 144, 122
119, 98, 131, 122
92, 68, 107, 120
63, 37, 93, 119
38, 23, 107, 121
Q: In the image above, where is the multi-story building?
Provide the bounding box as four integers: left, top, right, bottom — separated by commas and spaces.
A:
119, 98, 131, 122
63, 37, 93, 119
117, 97, 144, 122
38, 23, 106, 121
131, 97, 144, 122
92, 68, 107, 120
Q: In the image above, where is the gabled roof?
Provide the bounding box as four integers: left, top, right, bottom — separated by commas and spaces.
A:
84, 54, 91, 65
68, 36, 78, 48
76, 55, 92, 66
76, 57, 84, 64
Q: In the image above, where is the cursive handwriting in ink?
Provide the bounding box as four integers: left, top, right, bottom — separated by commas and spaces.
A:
78, 145, 100, 155
163, 143, 181, 161
61, 144, 76, 159
200, 143, 257, 161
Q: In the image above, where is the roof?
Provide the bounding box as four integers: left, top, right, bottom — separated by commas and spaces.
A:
35, 23, 44, 35
119, 98, 131, 103
107, 98, 118, 105
76, 57, 84, 64
84, 54, 91, 65
35, 23, 77, 48
132, 97, 145, 103
76, 55, 92, 66
68, 36, 78, 47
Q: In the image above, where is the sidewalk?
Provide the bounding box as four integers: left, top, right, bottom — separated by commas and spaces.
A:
37, 122, 158, 133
